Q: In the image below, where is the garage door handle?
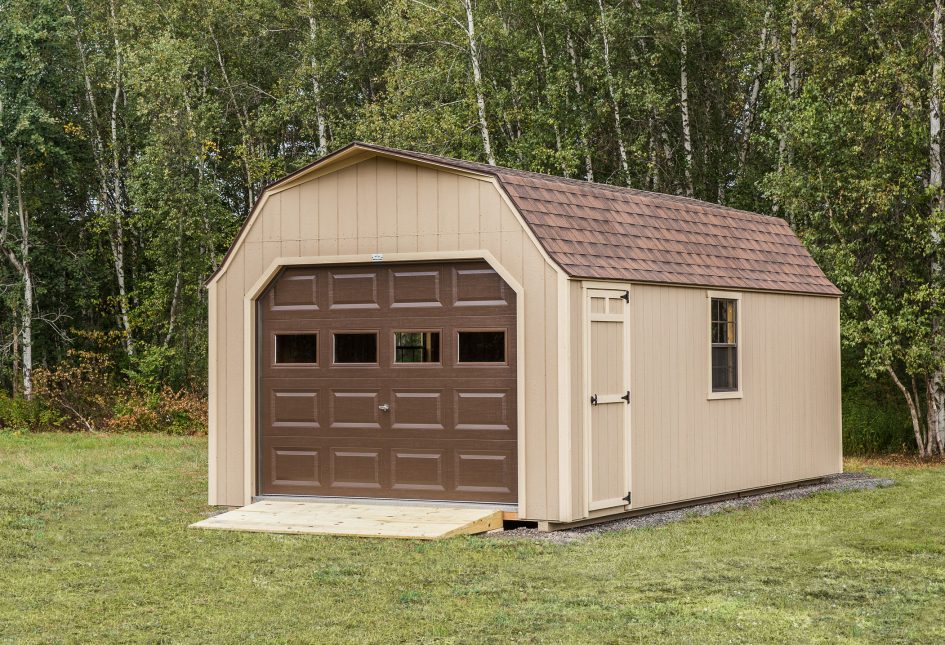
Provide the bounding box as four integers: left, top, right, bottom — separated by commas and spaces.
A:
378, 404, 390, 412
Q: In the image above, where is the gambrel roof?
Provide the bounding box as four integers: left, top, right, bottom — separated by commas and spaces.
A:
212, 142, 841, 297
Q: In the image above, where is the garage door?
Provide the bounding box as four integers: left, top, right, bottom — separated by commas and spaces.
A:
257, 260, 517, 503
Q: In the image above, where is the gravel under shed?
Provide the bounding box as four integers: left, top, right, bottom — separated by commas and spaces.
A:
491, 472, 893, 544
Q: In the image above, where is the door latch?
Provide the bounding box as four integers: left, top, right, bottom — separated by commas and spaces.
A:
621, 391, 630, 404
590, 394, 598, 406
378, 403, 390, 412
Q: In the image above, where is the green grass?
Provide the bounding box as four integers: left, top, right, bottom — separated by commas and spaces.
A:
1, 434, 944, 643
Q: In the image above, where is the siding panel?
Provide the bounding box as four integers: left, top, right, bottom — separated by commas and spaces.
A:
624, 284, 841, 509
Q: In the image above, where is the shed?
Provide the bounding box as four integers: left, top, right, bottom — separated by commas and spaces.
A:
206, 142, 842, 528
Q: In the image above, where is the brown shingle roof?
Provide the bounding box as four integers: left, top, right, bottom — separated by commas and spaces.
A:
354, 144, 839, 297
228, 142, 838, 296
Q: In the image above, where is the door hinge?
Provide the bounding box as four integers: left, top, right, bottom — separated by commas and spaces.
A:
621, 391, 630, 404
620, 290, 629, 303
590, 394, 598, 406
623, 492, 632, 505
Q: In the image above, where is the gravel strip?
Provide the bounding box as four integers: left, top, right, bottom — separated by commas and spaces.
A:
488, 472, 894, 544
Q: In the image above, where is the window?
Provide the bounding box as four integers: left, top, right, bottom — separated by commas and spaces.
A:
275, 333, 317, 364
334, 333, 377, 364
394, 332, 440, 363
711, 298, 738, 392
457, 330, 506, 363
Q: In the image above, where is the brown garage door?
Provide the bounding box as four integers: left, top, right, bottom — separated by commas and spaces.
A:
257, 260, 517, 504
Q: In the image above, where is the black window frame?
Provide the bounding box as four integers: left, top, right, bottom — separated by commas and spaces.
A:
710, 298, 739, 393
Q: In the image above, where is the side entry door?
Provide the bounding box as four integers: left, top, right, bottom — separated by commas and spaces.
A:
585, 288, 631, 511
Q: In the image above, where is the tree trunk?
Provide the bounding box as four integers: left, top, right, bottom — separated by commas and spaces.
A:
462, 0, 495, 165
777, 4, 799, 172
735, 5, 772, 179
536, 22, 566, 176
210, 28, 256, 206
931, 0, 945, 455
596, 0, 629, 181
888, 367, 927, 457
109, 0, 134, 358
307, 0, 328, 156
13, 151, 32, 399
677, 0, 694, 197
566, 31, 594, 182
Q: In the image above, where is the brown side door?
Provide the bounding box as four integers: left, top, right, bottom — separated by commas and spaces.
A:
257, 260, 517, 503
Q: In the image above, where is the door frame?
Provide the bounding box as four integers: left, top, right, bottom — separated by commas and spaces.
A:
581, 281, 632, 515
243, 250, 525, 511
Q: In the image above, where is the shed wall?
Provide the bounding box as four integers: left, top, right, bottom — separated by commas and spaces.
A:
626, 284, 842, 509
209, 156, 564, 520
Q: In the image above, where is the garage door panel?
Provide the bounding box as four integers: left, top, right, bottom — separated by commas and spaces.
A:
455, 449, 516, 495
390, 269, 443, 308
330, 448, 383, 489
453, 267, 509, 307
270, 447, 321, 488
270, 389, 320, 428
454, 389, 514, 431
329, 390, 382, 429
270, 272, 320, 311
391, 450, 446, 491
390, 390, 444, 430
259, 261, 517, 503
329, 271, 380, 310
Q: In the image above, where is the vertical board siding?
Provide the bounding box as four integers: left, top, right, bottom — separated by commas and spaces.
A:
208, 157, 562, 519
622, 284, 841, 509
568, 280, 585, 520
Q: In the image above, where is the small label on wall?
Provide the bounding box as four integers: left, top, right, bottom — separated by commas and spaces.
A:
371, 254, 383, 262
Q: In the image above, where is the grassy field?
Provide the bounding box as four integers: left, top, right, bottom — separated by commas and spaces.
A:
1, 433, 943, 643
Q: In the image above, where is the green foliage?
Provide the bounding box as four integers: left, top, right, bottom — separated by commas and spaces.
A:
842, 350, 915, 455
0, 0, 940, 449
0, 392, 66, 433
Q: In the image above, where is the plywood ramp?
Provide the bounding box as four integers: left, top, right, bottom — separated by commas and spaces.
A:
190, 500, 504, 539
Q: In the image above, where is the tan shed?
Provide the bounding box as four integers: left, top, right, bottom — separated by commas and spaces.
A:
206, 142, 842, 528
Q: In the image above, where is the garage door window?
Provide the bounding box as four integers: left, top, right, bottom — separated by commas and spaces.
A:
458, 330, 506, 363
334, 332, 378, 364
394, 331, 440, 363
274, 333, 317, 364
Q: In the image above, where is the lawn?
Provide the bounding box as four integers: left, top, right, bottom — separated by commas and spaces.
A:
1, 434, 943, 643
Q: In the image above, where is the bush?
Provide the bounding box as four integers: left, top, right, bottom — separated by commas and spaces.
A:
107, 387, 207, 435
841, 348, 914, 455
1, 345, 207, 436
0, 392, 67, 433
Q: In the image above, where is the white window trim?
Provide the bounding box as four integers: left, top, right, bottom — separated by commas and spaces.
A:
706, 290, 743, 400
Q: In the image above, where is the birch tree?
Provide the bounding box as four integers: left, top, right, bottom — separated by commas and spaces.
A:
677, 0, 694, 197
928, 0, 945, 454
462, 0, 495, 164
596, 0, 629, 181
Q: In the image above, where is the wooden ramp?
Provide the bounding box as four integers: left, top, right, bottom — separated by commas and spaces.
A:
190, 500, 504, 539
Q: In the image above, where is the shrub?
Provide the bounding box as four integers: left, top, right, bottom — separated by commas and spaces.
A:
107, 387, 207, 435
7, 344, 209, 436
0, 392, 67, 433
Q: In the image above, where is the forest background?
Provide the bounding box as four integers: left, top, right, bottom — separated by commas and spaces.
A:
0, 0, 942, 456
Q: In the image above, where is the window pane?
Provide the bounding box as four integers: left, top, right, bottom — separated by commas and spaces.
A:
334, 333, 377, 363
458, 331, 506, 363
275, 334, 317, 364
711, 346, 738, 391
394, 332, 440, 363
